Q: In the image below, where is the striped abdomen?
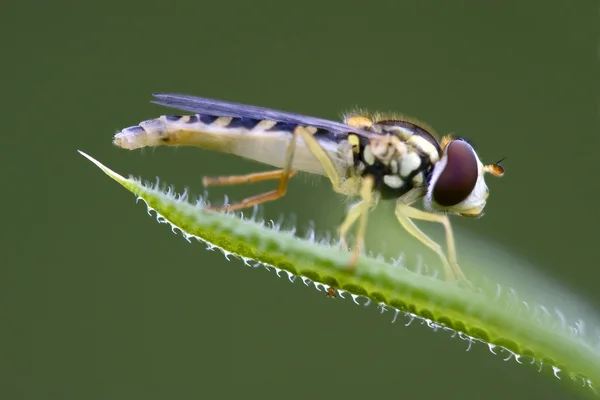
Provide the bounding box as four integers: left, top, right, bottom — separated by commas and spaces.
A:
113, 114, 351, 176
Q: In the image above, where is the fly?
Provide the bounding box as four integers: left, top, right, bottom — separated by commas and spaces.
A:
113, 93, 504, 282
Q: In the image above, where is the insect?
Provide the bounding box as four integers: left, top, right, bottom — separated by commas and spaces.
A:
113, 93, 504, 282
326, 286, 337, 298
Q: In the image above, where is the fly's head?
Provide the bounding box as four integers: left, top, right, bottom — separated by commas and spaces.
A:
424, 136, 504, 217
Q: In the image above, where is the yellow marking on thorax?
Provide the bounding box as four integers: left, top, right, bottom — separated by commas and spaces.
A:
407, 135, 440, 163
348, 134, 361, 153
412, 173, 424, 185
390, 127, 412, 141
363, 145, 375, 165
383, 175, 404, 189
345, 116, 373, 129
399, 152, 422, 177
370, 136, 407, 165
344, 110, 440, 139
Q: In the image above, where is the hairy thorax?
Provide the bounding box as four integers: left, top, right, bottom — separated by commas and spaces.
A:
349, 125, 441, 200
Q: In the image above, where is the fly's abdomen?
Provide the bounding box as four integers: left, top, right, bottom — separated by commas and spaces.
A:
113, 114, 348, 176
113, 117, 169, 150
113, 114, 269, 151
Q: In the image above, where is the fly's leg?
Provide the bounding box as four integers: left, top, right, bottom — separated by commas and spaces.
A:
394, 202, 467, 281
295, 128, 370, 270
206, 128, 299, 212
337, 201, 364, 250
294, 128, 361, 196
346, 175, 375, 270
336, 178, 376, 269
295, 128, 343, 191
203, 169, 297, 187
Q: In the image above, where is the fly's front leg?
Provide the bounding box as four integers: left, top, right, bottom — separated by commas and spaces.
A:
394, 202, 467, 282
206, 128, 299, 212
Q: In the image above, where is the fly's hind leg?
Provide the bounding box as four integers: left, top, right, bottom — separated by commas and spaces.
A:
205, 128, 299, 212
394, 202, 467, 282
203, 169, 297, 187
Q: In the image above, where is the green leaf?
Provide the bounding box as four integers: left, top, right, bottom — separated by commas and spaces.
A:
79, 150, 600, 397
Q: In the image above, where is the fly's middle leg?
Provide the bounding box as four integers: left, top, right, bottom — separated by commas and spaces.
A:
337, 201, 364, 251
345, 175, 375, 271
296, 128, 372, 271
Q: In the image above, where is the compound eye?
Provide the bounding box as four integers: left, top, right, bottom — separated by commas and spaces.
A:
432, 139, 479, 206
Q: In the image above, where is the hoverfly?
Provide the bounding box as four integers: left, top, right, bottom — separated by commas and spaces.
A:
114, 93, 504, 281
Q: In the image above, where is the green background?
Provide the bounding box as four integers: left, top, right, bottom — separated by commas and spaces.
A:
2, 0, 599, 399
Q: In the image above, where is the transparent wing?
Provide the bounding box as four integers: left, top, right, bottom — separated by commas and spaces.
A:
151, 93, 377, 139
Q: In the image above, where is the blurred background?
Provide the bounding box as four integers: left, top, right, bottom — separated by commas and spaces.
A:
1, 0, 598, 398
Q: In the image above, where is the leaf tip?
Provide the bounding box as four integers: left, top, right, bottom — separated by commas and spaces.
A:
77, 150, 127, 184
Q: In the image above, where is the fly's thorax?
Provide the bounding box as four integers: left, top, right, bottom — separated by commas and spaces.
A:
424, 138, 489, 217
350, 133, 439, 200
